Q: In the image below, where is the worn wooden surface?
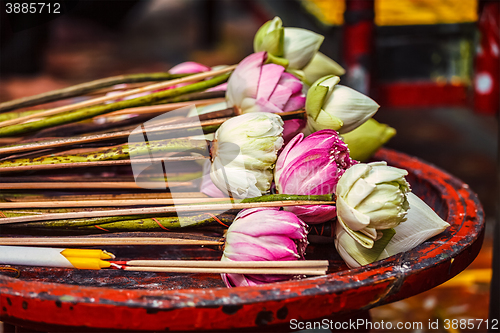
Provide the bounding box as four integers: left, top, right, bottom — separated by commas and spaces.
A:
0, 148, 485, 332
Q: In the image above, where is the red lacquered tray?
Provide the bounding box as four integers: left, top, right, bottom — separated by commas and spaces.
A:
0, 148, 484, 332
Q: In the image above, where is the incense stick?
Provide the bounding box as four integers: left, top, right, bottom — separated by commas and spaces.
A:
0, 200, 334, 225
123, 260, 329, 268
120, 266, 326, 275
1, 192, 208, 202
94, 98, 225, 118
0, 66, 236, 128
0, 198, 227, 208
0, 180, 195, 189
0, 237, 224, 246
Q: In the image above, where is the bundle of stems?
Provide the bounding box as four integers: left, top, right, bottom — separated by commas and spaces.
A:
0, 70, 232, 137
0, 72, 193, 112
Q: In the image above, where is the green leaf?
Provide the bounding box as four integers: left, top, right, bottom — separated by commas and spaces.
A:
306, 85, 329, 120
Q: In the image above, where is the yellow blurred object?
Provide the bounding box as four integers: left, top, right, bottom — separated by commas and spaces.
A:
301, 0, 345, 26
437, 269, 491, 288
65, 257, 111, 270
375, 0, 478, 26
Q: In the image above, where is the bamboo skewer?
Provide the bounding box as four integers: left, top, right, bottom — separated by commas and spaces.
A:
123, 260, 329, 268
94, 98, 225, 118
0, 66, 236, 128
0, 198, 227, 208
119, 266, 326, 275
0, 199, 334, 225
0, 192, 208, 202
0, 180, 195, 189
0, 237, 224, 246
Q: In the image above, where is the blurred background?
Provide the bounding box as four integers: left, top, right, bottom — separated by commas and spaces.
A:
0, 0, 498, 332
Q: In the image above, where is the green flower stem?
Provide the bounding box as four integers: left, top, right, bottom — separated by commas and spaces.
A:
0, 73, 231, 137
0, 138, 208, 169
76, 213, 236, 231
0, 110, 44, 122
0, 73, 189, 112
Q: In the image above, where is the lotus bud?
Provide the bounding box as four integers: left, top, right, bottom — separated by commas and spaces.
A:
336, 161, 410, 248
221, 208, 308, 287
226, 52, 306, 114
274, 130, 357, 223
302, 52, 346, 85
305, 75, 380, 134
335, 193, 450, 267
210, 112, 284, 199
168, 61, 211, 74
253, 16, 324, 70
342, 119, 396, 162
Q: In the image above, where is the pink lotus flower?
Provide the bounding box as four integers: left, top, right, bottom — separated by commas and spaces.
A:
274, 130, 357, 223
226, 52, 306, 114
221, 208, 308, 287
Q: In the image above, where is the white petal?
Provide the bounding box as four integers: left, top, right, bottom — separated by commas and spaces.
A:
336, 196, 370, 231
378, 193, 450, 259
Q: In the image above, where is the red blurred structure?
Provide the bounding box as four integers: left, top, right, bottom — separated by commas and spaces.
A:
473, 2, 500, 115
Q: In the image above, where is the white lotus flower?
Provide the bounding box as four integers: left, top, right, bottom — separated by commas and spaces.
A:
210, 113, 284, 199
335, 192, 450, 268
336, 161, 410, 249
305, 75, 380, 134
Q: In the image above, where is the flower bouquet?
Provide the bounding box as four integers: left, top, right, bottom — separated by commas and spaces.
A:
0, 17, 461, 290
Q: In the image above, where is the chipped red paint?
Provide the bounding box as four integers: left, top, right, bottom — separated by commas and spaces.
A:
0, 149, 484, 332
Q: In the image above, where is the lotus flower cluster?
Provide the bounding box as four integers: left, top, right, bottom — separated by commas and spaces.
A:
210, 112, 284, 199
221, 208, 308, 287
274, 130, 357, 223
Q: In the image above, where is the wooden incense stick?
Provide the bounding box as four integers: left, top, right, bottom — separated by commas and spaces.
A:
0, 197, 227, 208
0, 192, 208, 202
0, 200, 334, 225
0, 181, 195, 190
0, 237, 224, 246
94, 98, 225, 118
122, 260, 329, 268
0, 66, 236, 128
120, 266, 326, 275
